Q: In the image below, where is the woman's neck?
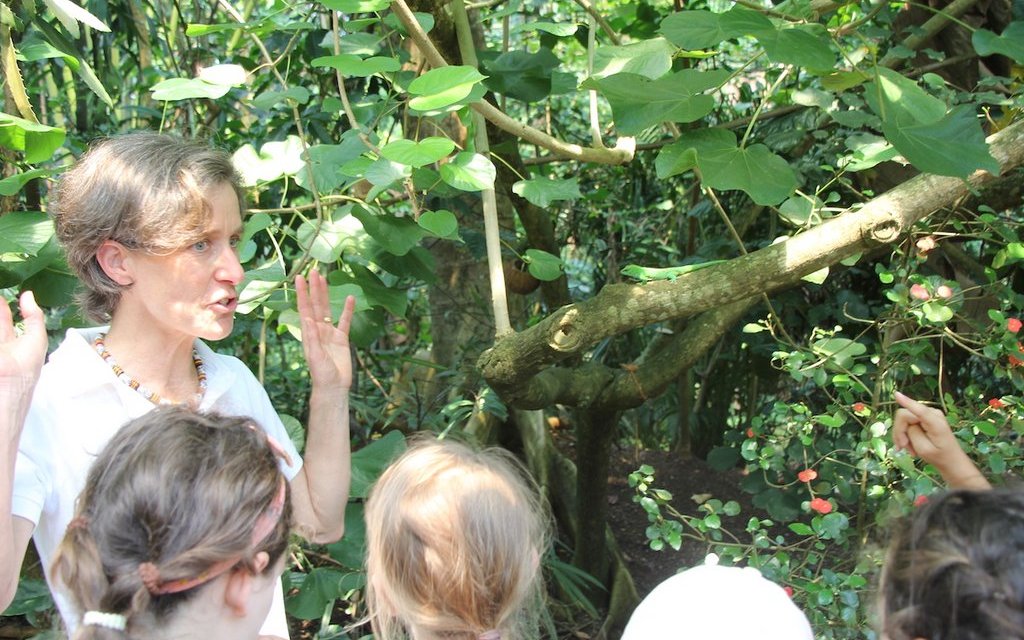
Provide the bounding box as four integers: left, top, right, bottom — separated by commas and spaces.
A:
102, 315, 201, 405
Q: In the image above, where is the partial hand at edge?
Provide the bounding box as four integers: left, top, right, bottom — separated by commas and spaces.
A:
892, 391, 991, 490
0, 291, 47, 400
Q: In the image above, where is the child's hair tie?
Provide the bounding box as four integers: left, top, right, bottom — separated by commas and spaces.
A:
82, 610, 127, 631
478, 631, 501, 640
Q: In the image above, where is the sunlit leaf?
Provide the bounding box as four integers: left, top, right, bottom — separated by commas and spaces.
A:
251, 87, 311, 110
755, 23, 834, 69
439, 152, 495, 192
320, 0, 390, 11
198, 63, 247, 86
43, 0, 110, 38
591, 37, 675, 80
0, 168, 50, 196
380, 137, 455, 168
524, 249, 563, 281
151, 77, 231, 101
0, 112, 65, 163
408, 66, 486, 111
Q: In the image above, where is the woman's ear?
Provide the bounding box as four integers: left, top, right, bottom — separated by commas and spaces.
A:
95, 240, 135, 286
223, 552, 272, 617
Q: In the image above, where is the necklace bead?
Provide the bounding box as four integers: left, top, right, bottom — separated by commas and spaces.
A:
93, 334, 207, 406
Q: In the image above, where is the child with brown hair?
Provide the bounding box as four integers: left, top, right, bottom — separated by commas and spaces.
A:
51, 406, 292, 640
878, 487, 1024, 640
363, 438, 550, 640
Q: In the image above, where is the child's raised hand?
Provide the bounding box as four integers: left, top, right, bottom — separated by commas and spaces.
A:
893, 391, 990, 490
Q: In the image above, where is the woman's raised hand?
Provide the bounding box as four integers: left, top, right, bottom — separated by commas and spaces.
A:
295, 271, 356, 390
0, 291, 47, 398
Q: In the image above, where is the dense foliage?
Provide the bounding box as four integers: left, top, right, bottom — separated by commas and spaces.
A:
1, 0, 1022, 636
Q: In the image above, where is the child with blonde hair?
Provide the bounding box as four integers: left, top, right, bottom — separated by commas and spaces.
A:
364, 438, 549, 640
50, 407, 292, 640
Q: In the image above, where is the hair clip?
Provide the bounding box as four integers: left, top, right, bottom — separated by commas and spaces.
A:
83, 611, 127, 631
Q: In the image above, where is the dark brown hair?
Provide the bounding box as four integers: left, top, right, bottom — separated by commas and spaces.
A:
879, 488, 1024, 640
51, 132, 244, 321
51, 407, 290, 640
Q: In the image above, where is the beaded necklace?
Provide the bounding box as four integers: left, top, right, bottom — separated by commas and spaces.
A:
93, 334, 207, 406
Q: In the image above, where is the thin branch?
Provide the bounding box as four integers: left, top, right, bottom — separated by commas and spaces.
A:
389, 0, 635, 165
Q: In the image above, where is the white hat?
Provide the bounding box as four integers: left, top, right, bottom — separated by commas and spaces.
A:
621, 555, 814, 640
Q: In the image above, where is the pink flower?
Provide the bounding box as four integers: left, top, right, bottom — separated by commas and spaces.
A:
914, 495, 929, 507
798, 469, 818, 483
809, 498, 833, 514
989, 398, 1005, 409
745, 428, 755, 438
1009, 318, 1022, 334
909, 284, 930, 301
916, 236, 937, 256
783, 586, 794, 598
936, 285, 953, 299
852, 402, 866, 414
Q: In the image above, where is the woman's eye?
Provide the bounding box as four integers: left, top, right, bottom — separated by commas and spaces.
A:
229, 237, 241, 249
192, 240, 210, 252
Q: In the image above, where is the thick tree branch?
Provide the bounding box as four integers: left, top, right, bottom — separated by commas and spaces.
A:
389, 0, 635, 165
479, 118, 1024, 391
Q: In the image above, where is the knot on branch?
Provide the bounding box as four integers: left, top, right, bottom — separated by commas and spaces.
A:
550, 308, 582, 352
864, 212, 903, 245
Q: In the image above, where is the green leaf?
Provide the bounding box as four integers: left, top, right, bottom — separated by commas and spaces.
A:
333, 263, 409, 316
591, 37, 676, 80
350, 205, 424, 256
513, 21, 578, 36
922, 301, 954, 323
657, 128, 796, 205
231, 136, 306, 185
151, 77, 231, 101
512, 177, 582, 208
992, 242, 1024, 268
482, 48, 560, 102
320, 0, 390, 11
811, 337, 867, 369
363, 158, 412, 199
439, 152, 496, 192
0, 168, 50, 196
311, 54, 401, 77
659, 7, 772, 50
251, 87, 311, 110
0, 112, 66, 163
583, 69, 728, 135
417, 209, 459, 239
523, 249, 563, 281
801, 266, 829, 284
1, 579, 52, 616
707, 446, 740, 471
380, 137, 455, 168
325, 503, 369, 568
408, 66, 487, 111
185, 22, 248, 36
197, 63, 247, 86
843, 133, 899, 172
0, 212, 55, 255
295, 132, 373, 192
350, 430, 406, 498
864, 68, 998, 177
972, 21, 1024, 64
296, 210, 361, 262
754, 23, 834, 69
789, 522, 815, 536
285, 568, 364, 620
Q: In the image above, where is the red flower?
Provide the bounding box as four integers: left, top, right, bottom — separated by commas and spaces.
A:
989, 398, 1005, 409
1009, 318, 1022, 334
914, 495, 929, 507
1010, 344, 1024, 367
798, 469, 818, 483
783, 586, 794, 598
936, 285, 953, 299
852, 402, 866, 413
745, 428, 755, 438
809, 498, 833, 514
909, 284, 930, 301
